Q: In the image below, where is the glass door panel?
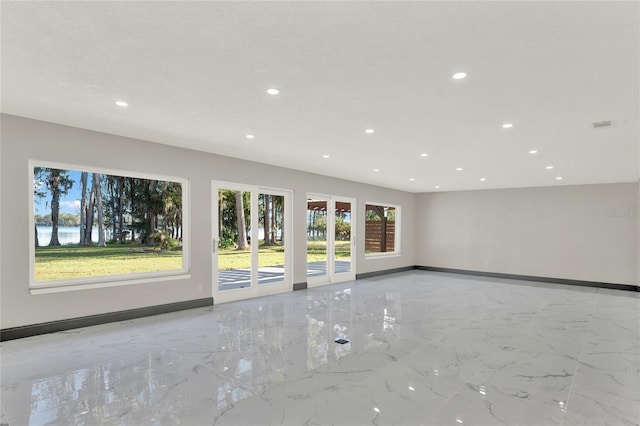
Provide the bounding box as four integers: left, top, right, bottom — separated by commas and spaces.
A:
307, 198, 328, 282
214, 182, 291, 303
334, 201, 352, 276
258, 193, 286, 286
217, 189, 252, 292
307, 195, 356, 287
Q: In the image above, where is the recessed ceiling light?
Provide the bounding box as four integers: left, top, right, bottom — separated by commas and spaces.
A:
456, 167, 463, 171
408, 386, 415, 391
546, 165, 554, 170
322, 154, 330, 158
529, 150, 538, 154
115, 101, 128, 107
502, 123, 513, 129
435, 185, 440, 189
266, 88, 280, 95
373, 168, 380, 172
452, 72, 467, 80
480, 178, 486, 181
246, 134, 255, 139
409, 178, 415, 181
556, 176, 563, 180
420, 153, 428, 157
365, 129, 375, 134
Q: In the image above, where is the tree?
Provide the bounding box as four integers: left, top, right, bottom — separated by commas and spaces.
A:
128, 178, 164, 244
82, 174, 97, 245
117, 177, 126, 243
314, 214, 327, 239
93, 173, 106, 247
148, 179, 159, 235
33, 169, 48, 248
104, 175, 128, 243
162, 182, 182, 240
79, 172, 89, 245
59, 213, 80, 226
272, 195, 283, 243
235, 191, 249, 250
39, 168, 74, 246
263, 194, 272, 246
335, 215, 351, 241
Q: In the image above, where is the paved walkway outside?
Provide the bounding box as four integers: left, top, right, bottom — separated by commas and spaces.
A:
218, 260, 351, 291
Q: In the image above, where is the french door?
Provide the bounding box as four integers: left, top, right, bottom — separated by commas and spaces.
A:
213, 182, 292, 303
306, 195, 356, 287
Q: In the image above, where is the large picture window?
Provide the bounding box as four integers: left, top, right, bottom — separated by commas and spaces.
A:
30, 162, 188, 289
365, 203, 400, 256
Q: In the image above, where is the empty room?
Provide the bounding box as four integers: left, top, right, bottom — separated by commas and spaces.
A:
1, 1, 638, 425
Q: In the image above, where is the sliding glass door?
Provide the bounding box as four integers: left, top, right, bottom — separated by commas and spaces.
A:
307, 195, 356, 286
213, 182, 291, 303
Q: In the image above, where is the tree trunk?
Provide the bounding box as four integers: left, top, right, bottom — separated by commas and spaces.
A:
235, 191, 249, 250
163, 201, 169, 233
128, 177, 136, 242
79, 172, 88, 245
264, 194, 271, 245
117, 177, 125, 243
313, 210, 317, 239
149, 180, 158, 239
271, 197, 276, 242
85, 180, 96, 244
48, 170, 62, 246
93, 173, 106, 247
107, 176, 116, 242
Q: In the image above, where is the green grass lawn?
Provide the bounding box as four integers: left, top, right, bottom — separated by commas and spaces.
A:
217, 241, 350, 270
35, 244, 183, 281
218, 244, 283, 270
35, 240, 352, 281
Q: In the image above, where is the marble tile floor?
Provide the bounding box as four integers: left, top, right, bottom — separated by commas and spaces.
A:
1, 270, 639, 425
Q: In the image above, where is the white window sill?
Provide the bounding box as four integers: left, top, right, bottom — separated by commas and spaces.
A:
30, 272, 191, 295
365, 253, 402, 260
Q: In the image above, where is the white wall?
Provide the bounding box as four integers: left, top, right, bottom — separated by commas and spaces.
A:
2, 113, 637, 331
416, 184, 638, 285
0, 114, 416, 328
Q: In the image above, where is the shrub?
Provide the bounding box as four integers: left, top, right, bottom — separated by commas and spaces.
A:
149, 231, 180, 251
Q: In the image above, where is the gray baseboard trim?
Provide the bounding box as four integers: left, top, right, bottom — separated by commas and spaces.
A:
416, 266, 639, 292
293, 282, 308, 290
0, 297, 213, 342
356, 266, 415, 280
4, 267, 634, 342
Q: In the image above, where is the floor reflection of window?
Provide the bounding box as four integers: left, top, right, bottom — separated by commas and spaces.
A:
362, 291, 402, 351
217, 356, 253, 411
333, 322, 351, 359
306, 316, 329, 370
29, 350, 196, 425
383, 307, 396, 330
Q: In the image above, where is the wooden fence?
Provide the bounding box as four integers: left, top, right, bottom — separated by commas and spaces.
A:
365, 220, 395, 252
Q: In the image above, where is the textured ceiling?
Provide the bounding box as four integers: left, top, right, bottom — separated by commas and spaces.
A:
2, 1, 638, 192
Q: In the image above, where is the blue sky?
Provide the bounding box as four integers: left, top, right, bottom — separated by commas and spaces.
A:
34, 170, 84, 216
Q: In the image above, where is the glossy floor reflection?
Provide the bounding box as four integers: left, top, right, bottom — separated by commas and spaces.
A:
1, 271, 639, 425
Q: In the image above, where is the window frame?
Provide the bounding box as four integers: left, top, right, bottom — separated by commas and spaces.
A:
28, 160, 190, 294
364, 201, 401, 258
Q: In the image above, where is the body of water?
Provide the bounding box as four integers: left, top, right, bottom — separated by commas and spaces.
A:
36, 226, 100, 246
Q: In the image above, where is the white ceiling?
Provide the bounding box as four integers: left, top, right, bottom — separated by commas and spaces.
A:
2, 1, 638, 193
